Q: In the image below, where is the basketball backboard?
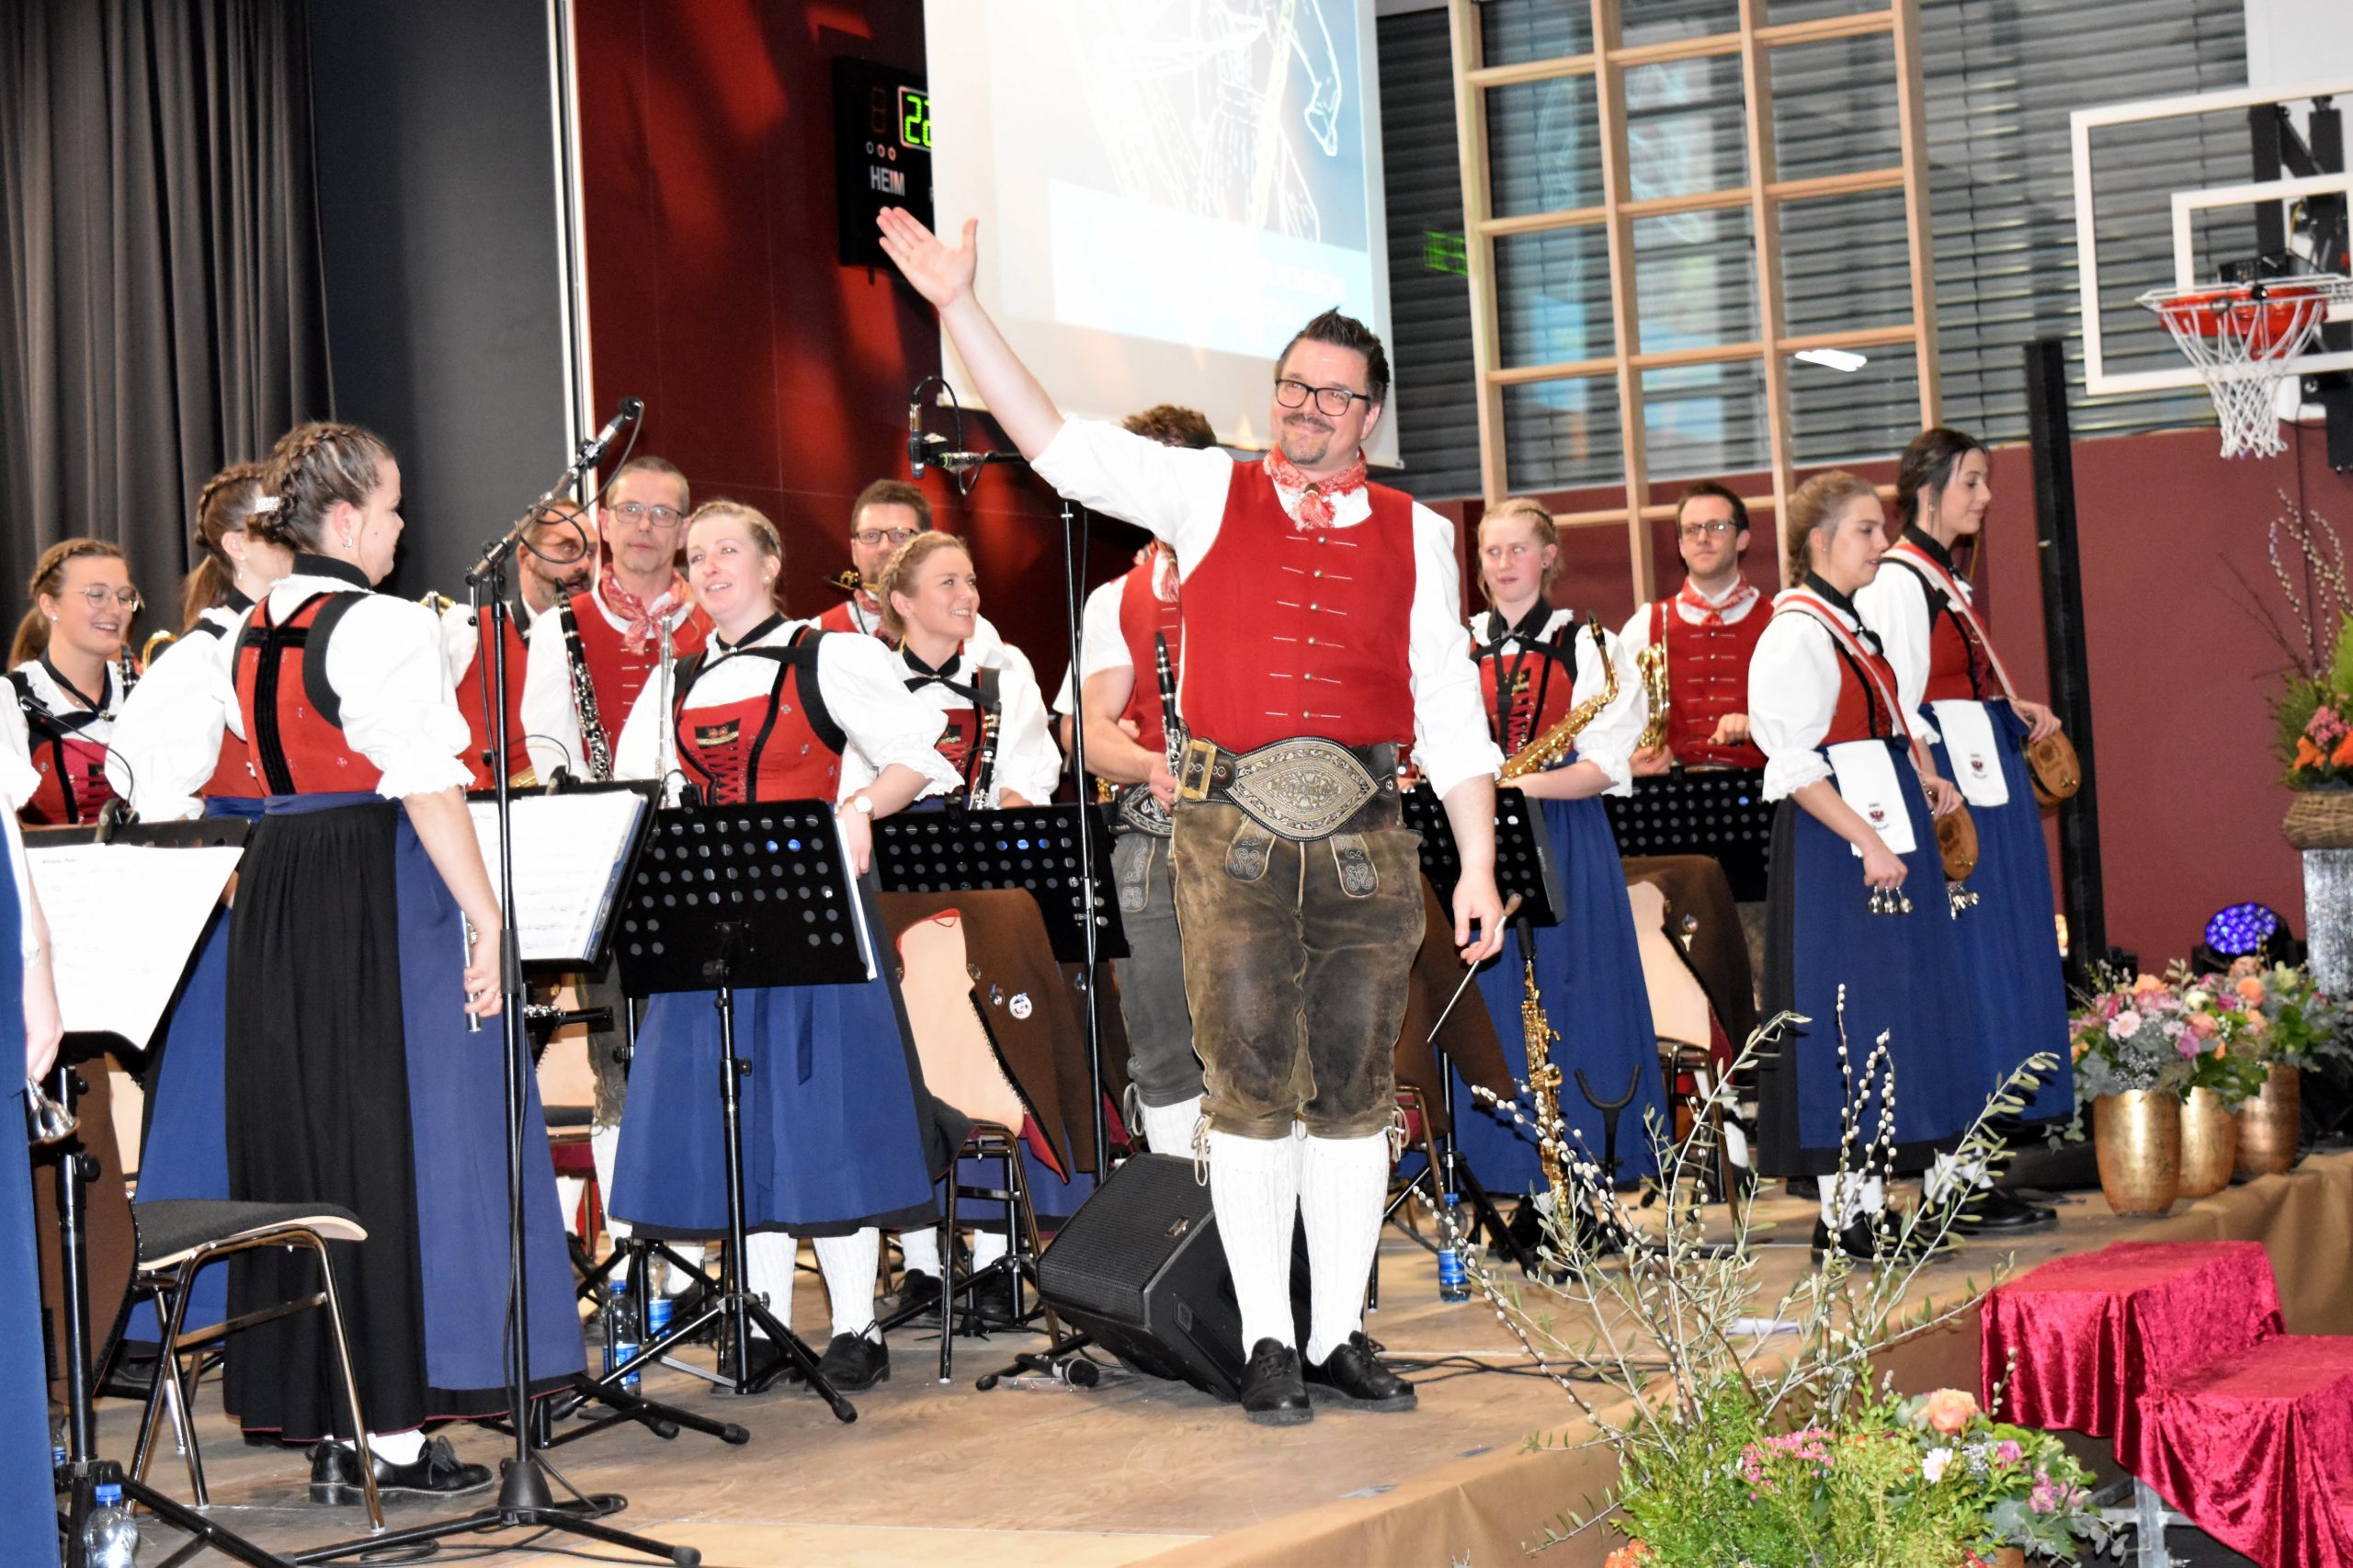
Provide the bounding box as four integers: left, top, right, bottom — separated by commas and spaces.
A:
2071, 75, 2353, 399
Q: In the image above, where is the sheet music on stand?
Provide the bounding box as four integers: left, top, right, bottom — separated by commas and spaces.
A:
1402, 784, 1564, 928
1603, 767, 1774, 902
23, 820, 247, 1049
468, 783, 655, 971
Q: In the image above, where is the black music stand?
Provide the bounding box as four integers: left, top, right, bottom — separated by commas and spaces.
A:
1400, 785, 1564, 1274
34, 819, 294, 1568
1603, 766, 1774, 902
608, 799, 880, 1421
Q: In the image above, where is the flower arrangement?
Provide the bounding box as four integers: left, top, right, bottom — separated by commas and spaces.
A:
1894, 1388, 2111, 1562
2065, 969, 2202, 1107
2227, 494, 2353, 789
2220, 956, 2353, 1073
1439, 994, 2072, 1566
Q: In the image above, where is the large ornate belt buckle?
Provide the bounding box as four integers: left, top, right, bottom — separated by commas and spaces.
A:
1176, 736, 1221, 803
1115, 781, 1174, 836
1226, 740, 1378, 841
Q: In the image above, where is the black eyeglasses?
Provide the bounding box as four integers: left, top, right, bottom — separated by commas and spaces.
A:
1274, 379, 1371, 417
853, 527, 919, 549
611, 501, 684, 529
1677, 518, 1739, 540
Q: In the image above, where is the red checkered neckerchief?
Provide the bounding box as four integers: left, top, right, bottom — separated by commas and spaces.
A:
1263, 446, 1369, 529
1676, 577, 1759, 626
598, 562, 690, 654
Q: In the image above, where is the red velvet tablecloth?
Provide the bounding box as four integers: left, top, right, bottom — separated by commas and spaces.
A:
2142, 1335, 2353, 1567
1978, 1241, 2283, 1479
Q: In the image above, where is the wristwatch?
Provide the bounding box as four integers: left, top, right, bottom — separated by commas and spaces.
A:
843, 793, 875, 817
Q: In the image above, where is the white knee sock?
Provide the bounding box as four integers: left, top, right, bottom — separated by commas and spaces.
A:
1209, 1128, 1301, 1355
1300, 1131, 1390, 1365
367, 1428, 426, 1464
1820, 1173, 1887, 1229
1140, 1095, 1205, 1158
971, 1228, 1010, 1270
555, 1176, 585, 1235
815, 1230, 881, 1341
744, 1231, 797, 1331
898, 1227, 943, 1278
1925, 1152, 1988, 1204
591, 1125, 630, 1240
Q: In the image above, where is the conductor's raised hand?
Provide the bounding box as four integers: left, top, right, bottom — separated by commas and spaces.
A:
877, 210, 978, 311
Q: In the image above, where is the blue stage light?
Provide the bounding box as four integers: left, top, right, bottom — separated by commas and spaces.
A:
2204, 902, 2281, 957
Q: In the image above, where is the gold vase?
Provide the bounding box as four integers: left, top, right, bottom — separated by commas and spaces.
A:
2177, 1086, 2237, 1198
2234, 1062, 2303, 1178
2093, 1091, 2180, 1216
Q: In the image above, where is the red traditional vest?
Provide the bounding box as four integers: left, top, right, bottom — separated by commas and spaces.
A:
1880, 544, 1998, 705
1115, 555, 1185, 754
1773, 598, 1903, 750
564, 586, 711, 761
9, 672, 114, 825
232, 592, 384, 794
1176, 463, 1416, 752
180, 624, 263, 800
1472, 611, 1578, 756
672, 629, 844, 806
816, 595, 885, 641
452, 612, 535, 790
1646, 597, 1770, 767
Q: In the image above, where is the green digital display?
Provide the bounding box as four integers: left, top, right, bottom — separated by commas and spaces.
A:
898, 87, 931, 151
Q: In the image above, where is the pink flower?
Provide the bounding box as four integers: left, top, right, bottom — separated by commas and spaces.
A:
2177, 1034, 2203, 1060
2188, 1013, 2220, 1039
1995, 1439, 2023, 1465
1920, 1388, 1979, 1435
2110, 1008, 2143, 1039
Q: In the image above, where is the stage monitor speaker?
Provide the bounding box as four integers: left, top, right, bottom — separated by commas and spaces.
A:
1036, 1153, 1308, 1402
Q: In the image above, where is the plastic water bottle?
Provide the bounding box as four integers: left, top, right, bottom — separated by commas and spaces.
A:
645, 1291, 673, 1350
602, 1279, 641, 1392
85, 1481, 140, 1567
1437, 1193, 1470, 1302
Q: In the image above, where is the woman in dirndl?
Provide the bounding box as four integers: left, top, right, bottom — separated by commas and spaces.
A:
1461, 497, 1668, 1221
108, 460, 292, 1339
1, 761, 66, 1565
608, 501, 960, 1394
1854, 428, 2072, 1233
3, 538, 139, 826
199, 422, 581, 1500
1750, 471, 1977, 1263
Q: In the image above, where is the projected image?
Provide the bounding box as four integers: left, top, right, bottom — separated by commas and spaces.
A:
927, 0, 1393, 459
1047, 2, 1375, 358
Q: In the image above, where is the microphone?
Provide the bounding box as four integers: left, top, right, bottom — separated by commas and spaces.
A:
933, 449, 1024, 475
579, 396, 644, 468
909, 399, 927, 479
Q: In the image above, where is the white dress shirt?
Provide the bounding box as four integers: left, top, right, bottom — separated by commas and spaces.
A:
1030, 419, 1501, 799
1749, 590, 1888, 801
107, 605, 242, 819
1468, 606, 1643, 794
2, 657, 128, 786
845, 641, 1063, 807
1853, 558, 1958, 746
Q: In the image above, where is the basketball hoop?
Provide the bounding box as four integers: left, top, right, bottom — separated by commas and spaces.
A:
2139, 277, 2350, 460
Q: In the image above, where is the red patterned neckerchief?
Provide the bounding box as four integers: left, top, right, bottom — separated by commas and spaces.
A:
1676, 577, 1759, 626
598, 562, 689, 654
1263, 446, 1369, 528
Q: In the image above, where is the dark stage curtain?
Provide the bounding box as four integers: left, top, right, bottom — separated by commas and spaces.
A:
0, 0, 329, 616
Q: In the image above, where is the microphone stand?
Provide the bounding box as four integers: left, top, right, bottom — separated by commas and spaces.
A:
299, 421, 698, 1566
1057, 495, 1113, 1177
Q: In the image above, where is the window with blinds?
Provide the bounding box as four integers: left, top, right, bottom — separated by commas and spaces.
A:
1378, 0, 2250, 501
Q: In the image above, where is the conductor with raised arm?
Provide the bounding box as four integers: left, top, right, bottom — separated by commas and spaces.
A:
879, 209, 1506, 1426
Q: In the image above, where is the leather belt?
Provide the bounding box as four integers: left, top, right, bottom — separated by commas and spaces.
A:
1176, 735, 1399, 841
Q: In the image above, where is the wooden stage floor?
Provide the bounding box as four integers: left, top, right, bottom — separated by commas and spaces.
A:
109, 1151, 2353, 1566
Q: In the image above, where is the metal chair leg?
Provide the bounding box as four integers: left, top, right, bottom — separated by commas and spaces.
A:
304, 1234, 384, 1531
130, 1281, 179, 1493
938, 1162, 960, 1385
157, 1266, 210, 1506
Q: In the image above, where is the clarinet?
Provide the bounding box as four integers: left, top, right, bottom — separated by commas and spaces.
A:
965, 679, 1003, 811
1112, 634, 1183, 836
558, 602, 613, 782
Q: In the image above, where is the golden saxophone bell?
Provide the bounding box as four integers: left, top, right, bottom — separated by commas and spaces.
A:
824, 566, 864, 597
1634, 640, 1670, 752
25, 1077, 77, 1146
1500, 619, 1620, 782
141, 629, 178, 668
418, 590, 458, 613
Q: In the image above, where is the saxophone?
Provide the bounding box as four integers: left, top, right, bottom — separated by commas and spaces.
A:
1493, 616, 1620, 1226
1498, 619, 1620, 781
1633, 640, 1670, 752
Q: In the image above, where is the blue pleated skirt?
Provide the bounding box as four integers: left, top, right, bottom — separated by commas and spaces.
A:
1758, 742, 1982, 1174
613, 971, 938, 1236
1, 888, 60, 1564
1461, 792, 1668, 1190
130, 796, 263, 1341
1928, 703, 2075, 1127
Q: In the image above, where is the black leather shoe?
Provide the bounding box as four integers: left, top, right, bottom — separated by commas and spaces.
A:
1811, 1212, 1949, 1266
1239, 1337, 1312, 1426
896, 1268, 942, 1315
1303, 1333, 1416, 1412
310, 1436, 492, 1504
1950, 1186, 2058, 1233
816, 1330, 890, 1392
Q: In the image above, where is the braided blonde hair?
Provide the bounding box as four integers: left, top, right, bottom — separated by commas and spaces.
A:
256, 422, 394, 552
182, 460, 270, 630
878, 531, 973, 643
12, 538, 129, 667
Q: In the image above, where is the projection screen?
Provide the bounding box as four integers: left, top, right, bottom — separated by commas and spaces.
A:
922, 0, 1399, 465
